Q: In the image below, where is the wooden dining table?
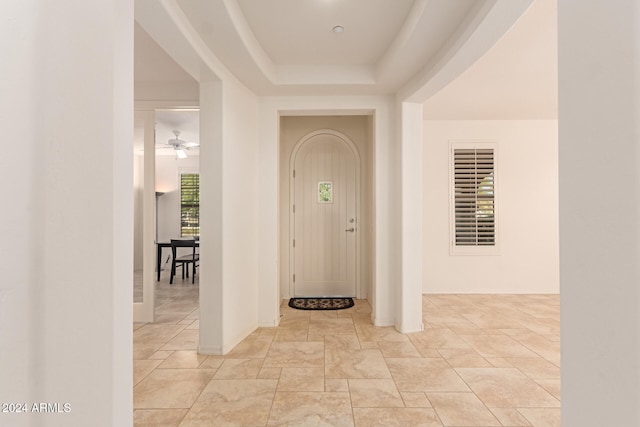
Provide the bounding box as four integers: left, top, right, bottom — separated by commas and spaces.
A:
156, 239, 199, 281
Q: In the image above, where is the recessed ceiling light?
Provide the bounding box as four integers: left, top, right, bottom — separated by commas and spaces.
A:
332, 25, 344, 34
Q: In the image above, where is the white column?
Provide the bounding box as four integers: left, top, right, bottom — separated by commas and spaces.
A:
258, 102, 281, 326
0, 0, 43, 416
218, 80, 260, 352
0, 0, 133, 425
397, 102, 424, 333
198, 80, 224, 354
559, 1, 640, 425
371, 100, 397, 327
199, 78, 260, 354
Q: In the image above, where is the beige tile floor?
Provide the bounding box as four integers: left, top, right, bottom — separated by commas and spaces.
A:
134, 278, 560, 426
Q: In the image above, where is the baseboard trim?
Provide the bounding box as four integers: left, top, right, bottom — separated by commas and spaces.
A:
396, 321, 424, 334
258, 319, 280, 328
198, 344, 223, 355
372, 315, 394, 327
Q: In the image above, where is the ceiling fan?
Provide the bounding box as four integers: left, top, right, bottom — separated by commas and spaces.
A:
157, 130, 199, 158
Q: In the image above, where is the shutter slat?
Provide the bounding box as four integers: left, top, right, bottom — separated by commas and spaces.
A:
453, 147, 495, 247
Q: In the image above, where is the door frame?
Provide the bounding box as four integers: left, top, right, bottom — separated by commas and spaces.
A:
133, 103, 200, 323
288, 129, 362, 298
133, 109, 156, 323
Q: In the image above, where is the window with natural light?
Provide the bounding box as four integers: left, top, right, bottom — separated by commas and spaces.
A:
180, 173, 199, 236
450, 143, 498, 254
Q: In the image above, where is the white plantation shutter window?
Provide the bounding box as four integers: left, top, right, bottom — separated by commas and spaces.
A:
180, 173, 200, 237
450, 142, 498, 254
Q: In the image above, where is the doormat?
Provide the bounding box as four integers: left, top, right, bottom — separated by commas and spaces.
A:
288, 297, 355, 311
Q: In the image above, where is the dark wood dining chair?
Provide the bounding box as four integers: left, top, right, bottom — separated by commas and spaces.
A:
170, 239, 199, 284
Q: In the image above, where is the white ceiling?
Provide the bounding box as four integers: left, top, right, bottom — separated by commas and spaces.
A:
134, 0, 556, 142
136, 0, 538, 96
171, 0, 481, 95
236, 0, 416, 66
135, 22, 195, 83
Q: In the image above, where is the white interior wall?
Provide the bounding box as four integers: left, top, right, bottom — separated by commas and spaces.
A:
0, 0, 133, 425
198, 80, 224, 353
423, 119, 559, 294
221, 80, 260, 351
257, 99, 281, 326
398, 102, 424, 332
365, 115, 376, 305
199, 78, 261, 354
559, 1, 640, 424
135, 81, 199, 104
278, 116, 372, 300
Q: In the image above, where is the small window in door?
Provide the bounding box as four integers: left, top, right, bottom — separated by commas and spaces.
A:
318, 181, 333, 203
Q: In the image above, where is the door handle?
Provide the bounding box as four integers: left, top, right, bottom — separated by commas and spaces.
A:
345, 227, 355, 232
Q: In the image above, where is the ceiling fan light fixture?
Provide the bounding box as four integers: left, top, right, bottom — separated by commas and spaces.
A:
175, 148, 187, 159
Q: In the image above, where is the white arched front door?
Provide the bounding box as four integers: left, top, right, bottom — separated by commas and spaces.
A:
290, 130, 359, 297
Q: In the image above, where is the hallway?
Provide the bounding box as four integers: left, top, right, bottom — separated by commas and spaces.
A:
133, 281, 560, 426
